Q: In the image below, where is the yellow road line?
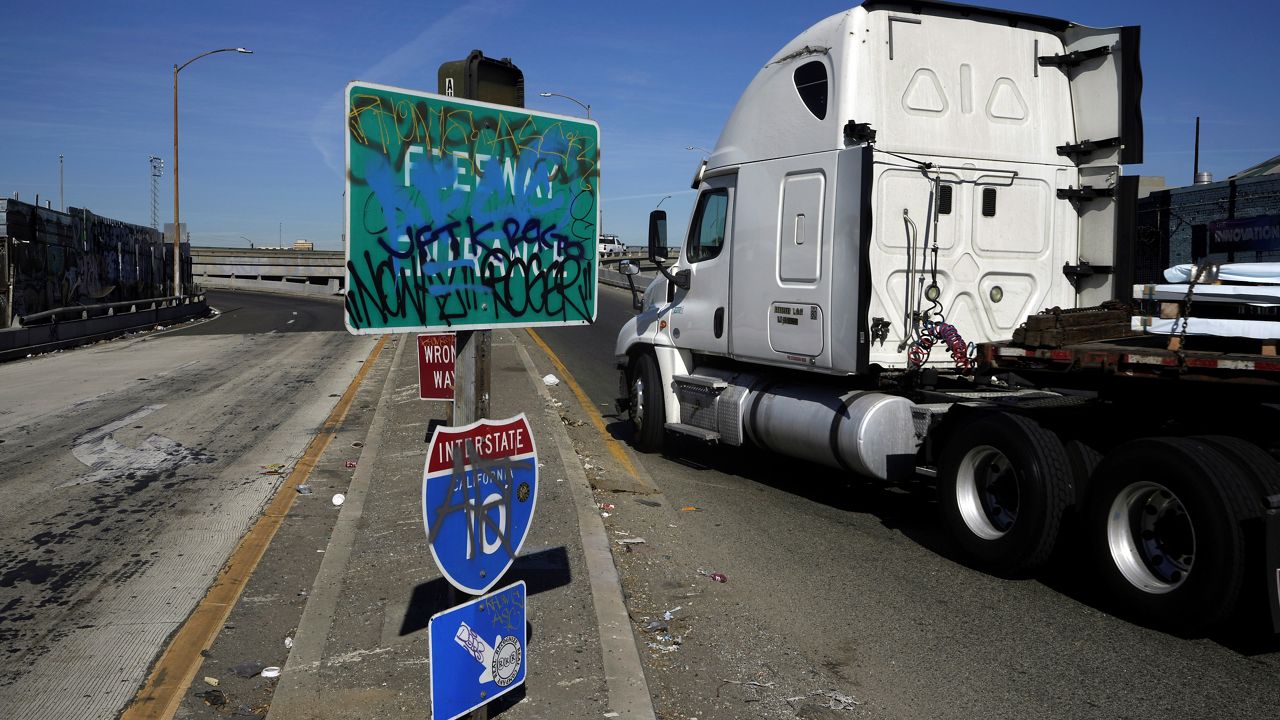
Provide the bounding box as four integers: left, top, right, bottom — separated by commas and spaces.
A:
122, 335, 389, 720
525, 328, 642, 481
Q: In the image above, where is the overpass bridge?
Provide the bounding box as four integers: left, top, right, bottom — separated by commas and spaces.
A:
191, 247, 346, 297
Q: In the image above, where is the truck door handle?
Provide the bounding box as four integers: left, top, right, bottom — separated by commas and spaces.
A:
714, 307, 725, 339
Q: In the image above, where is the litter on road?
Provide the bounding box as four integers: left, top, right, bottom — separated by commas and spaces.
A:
680, 506, 702, 512
228, 660, 266, 678
203, 676, 219, 686
616, 537, 646, 545
260, 666, 281, 678
196, 689, 226, 707
785, 689, 860, 711
296, 484, 313, 495
332, 493, 346, 507
542, 373, 560, 386
343, 460, 357, 469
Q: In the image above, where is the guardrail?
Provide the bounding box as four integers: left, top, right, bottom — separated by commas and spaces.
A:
19, 294, 201, 326
1, 293, 209, 363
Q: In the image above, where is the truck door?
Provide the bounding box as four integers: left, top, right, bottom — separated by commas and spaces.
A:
669, 176, 734, 356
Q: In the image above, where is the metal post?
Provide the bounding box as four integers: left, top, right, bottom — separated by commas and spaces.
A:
173, 63, 181, 297
452, 329, 491, 720
58, 154, 64, 212
1193, 115, 1201, 185
451, 330, 491, 425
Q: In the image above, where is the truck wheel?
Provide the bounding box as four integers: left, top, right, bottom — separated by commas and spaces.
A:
629, 354, 665, 452
1192, 435, 1280, 504
1085, 437, 1254, 633
938, 412, 1071, 575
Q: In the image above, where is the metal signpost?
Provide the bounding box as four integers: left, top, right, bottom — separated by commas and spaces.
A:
428, 582, 527, 720
418, 333, 457, 401
345, 52, 595, 718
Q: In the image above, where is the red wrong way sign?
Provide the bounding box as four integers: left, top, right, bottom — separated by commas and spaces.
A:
419, 333, 456, 400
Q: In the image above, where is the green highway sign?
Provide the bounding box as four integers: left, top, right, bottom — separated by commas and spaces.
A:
344, 81, 600, 334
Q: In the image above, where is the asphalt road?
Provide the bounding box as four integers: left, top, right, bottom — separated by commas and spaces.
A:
0, 290, 374, 719
537, 283, 1280, 719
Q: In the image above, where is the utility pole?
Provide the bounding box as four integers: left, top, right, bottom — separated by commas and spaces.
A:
59, 154, 64, 211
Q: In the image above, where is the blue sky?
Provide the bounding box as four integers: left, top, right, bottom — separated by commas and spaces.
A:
1, 1, 1275, 250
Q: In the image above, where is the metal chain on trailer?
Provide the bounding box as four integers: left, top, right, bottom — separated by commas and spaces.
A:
1173, 262, 1217, 368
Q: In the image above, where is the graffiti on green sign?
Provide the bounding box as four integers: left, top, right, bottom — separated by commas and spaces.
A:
344, 83, 600, 332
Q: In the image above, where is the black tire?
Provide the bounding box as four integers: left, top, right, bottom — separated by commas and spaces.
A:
1085, 437, 1255, 633
1192, 435, 1280, 508
628, 353, 665, 452
937, 412, 1072, 575
1064, 438, 1103, 510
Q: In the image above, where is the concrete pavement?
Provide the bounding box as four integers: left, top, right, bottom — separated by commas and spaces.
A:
167, 329, 656, 720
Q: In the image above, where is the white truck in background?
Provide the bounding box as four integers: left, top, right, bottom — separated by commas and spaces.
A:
615, 0, 1280, 635
599, 234, 626, 257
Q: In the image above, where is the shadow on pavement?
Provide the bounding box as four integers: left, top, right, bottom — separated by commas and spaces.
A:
399, 546, 572, 637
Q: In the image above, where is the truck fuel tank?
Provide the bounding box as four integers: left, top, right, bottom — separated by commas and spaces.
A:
741, 384, 920, 482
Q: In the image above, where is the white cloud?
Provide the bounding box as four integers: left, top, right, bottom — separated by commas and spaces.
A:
308, 0, 519, 174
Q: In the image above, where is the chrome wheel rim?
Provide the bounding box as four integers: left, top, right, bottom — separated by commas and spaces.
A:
955, 445, 1019, 540
630, 372, 645, 430
1107, 481, 1194, 594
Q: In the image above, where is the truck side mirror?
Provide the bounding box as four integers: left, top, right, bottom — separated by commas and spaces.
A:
648, 210, 668, 265
619, 260, 639, 276
648, 209, 690, 291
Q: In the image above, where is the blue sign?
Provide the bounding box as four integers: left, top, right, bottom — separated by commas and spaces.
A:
1210, 214, 1280, 254
429, 581, 527, 720
423, 414, 538, 595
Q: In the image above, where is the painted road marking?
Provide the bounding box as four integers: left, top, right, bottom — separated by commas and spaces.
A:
524, 329, 642, 482
64, 405, 203, 487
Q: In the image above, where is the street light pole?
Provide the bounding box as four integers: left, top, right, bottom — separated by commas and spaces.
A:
59, 154, 64, 211
686, 145, 713, 156
656, 194, 672, 208
173, 46, 252, 297
538, 91, 591, 119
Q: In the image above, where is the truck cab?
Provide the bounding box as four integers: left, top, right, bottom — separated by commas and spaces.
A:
619, 0, 1141, 381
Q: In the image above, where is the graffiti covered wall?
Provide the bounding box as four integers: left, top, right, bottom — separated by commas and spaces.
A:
0, 200, 185, 326
344, 82, 600, 333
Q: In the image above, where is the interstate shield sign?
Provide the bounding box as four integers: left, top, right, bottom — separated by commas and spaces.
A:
423, 414, 538, 595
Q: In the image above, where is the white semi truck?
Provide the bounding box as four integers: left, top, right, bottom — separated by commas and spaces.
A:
615, 0, 1280, 634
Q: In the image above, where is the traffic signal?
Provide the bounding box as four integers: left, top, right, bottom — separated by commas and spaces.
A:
438, 50, 524, 108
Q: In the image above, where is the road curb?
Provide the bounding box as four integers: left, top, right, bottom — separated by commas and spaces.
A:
265, 335, 405, 718
513, 337, 658, 720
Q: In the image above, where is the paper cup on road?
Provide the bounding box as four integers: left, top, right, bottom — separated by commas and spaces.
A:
332, 493, 345, 507
260, 666, 281, 678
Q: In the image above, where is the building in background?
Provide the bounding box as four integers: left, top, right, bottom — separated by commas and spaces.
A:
1135, 156, 1280, 282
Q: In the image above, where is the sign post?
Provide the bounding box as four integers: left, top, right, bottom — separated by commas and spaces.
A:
345, 51, 597, 719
